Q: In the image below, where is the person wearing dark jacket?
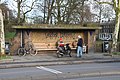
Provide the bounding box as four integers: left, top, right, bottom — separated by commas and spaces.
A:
77, 35, 83, 58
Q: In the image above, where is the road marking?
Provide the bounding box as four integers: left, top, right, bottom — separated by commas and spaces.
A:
36, 66, 62, 74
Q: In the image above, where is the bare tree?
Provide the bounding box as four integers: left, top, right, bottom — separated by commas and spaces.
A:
13, 0, 38, 25
35, 0, 92, 25
93, 1, 104, 23
36, 0, 55, 24
93, 1, 115, 23
53, 0, 92, 24
81, 0, 89, 25
46, 0, 55, 24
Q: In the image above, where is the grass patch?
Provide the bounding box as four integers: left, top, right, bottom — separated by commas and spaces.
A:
0, 55, 11, 60
112, 52, 120, 55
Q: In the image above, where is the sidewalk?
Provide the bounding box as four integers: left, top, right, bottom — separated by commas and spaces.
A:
0, 52, 120, 69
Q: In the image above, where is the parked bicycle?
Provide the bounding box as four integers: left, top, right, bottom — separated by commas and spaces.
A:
17, 41, 37, 56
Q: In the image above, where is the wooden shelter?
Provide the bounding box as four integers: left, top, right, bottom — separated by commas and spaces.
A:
12, 25, 101, 54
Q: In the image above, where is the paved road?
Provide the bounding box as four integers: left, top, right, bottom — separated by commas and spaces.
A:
66, 75, 120, 80
0, 62, 120, 80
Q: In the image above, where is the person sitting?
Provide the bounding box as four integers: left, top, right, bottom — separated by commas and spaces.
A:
58, 38, 65, 52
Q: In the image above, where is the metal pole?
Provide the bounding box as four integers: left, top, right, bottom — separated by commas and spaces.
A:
20, 30, 22, 47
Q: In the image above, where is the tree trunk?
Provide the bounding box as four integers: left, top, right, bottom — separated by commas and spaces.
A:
81, 0, 85, 26
0, 9, 5, 55
57, 5, 61, 24
17, 1, 21, 25
46, 0, 55, 24
111, 12, 120, 52
43, 0, 46, 24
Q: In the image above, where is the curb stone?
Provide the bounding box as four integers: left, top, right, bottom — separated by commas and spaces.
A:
0, 59, 13, 63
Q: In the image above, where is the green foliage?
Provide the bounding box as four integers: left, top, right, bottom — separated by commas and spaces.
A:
5, 32, 16, 40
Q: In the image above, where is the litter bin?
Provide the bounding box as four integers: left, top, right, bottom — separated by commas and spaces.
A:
103, 41, 109, 52
5, 42, 10, 55
83, 45, 87, 53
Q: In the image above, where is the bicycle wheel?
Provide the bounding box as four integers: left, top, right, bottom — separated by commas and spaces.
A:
18, 48, 26, 56
29, 48, 37, 56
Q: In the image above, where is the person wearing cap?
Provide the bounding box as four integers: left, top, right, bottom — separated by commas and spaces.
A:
57, 38, 65, 50
77, 35, 83, 58
58, 38, 64, 46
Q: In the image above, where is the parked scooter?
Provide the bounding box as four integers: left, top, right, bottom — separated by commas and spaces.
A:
56, 43, 72, 58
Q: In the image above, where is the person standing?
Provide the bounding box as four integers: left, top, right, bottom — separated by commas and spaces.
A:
77, 35, 83, 58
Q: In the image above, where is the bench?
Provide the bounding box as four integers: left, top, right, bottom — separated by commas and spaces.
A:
33, 43, 57, 53
33, 42, 76, 54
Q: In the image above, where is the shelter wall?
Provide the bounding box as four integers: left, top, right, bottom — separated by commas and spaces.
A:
11, 29, 97, 55
29, 30, 84, 49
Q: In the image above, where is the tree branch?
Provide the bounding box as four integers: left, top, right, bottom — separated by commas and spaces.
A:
94, 0, 113, 6
24, 0, 37, 15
